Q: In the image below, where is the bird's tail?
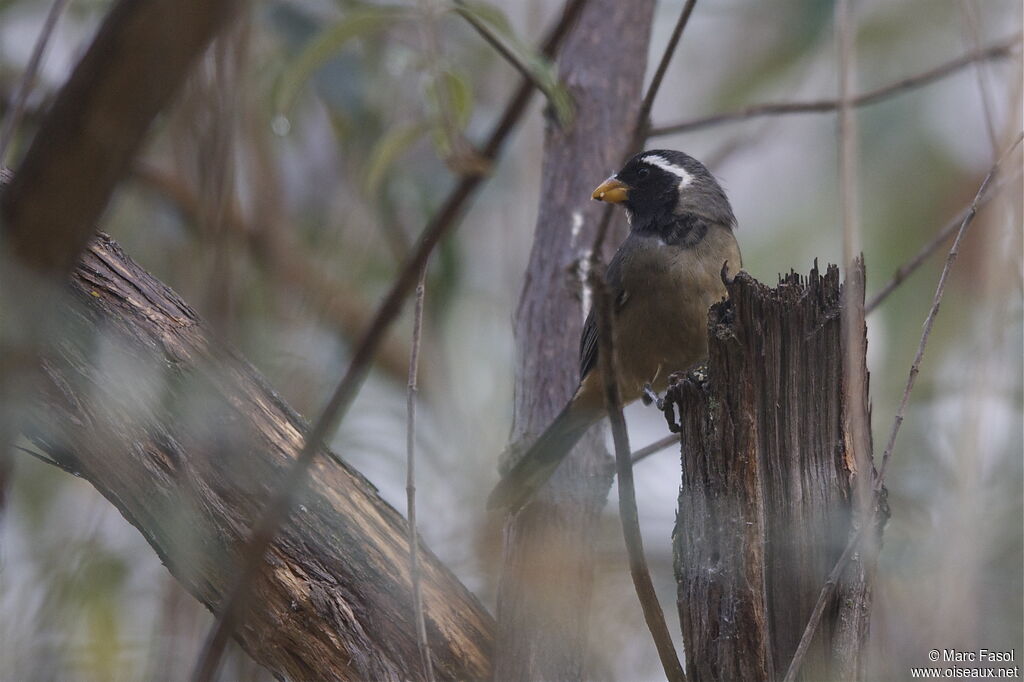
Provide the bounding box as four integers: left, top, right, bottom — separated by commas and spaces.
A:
487, 401, 601, 512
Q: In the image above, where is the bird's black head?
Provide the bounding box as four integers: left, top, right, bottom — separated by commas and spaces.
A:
592, 150, 736, 234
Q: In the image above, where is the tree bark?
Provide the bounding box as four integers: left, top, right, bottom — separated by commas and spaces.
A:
494, 1, 655, 679
667, 264, 886, 682
0, 0, 240, 522
25, 234, 494, 682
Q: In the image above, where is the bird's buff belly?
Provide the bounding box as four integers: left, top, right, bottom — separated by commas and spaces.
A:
577, 295, 712, 408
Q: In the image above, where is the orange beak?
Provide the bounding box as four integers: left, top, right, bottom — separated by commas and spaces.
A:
591, 177, 629, 203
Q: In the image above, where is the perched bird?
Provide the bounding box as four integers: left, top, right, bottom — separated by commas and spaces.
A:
488, 150, 742, 512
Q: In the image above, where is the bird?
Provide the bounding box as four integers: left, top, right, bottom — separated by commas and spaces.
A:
488, 149, 742, 512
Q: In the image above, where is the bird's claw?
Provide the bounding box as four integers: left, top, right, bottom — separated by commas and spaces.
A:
641, 382, 664, 410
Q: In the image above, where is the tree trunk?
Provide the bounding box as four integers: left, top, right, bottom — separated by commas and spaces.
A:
666, 264, 886, 682
25, 234, 494, 682
493, 1, 655, 680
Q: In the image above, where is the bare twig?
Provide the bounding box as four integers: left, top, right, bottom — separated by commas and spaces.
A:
865, 166, 1022, 313
631, 0, 698, 146
591, 273, 686, 682
406, 267, 434, 682
191, 1, 588, 678
630, 433, 679, 464
0, 0, 69, 167
959, 1, 1000, 156
649, 33, 1021, 137
783, 132, 1024, 681
875, 132, 1023, 486
780, 523, 871, 682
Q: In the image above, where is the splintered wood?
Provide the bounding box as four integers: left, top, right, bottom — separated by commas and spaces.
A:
666, 264, 886, 682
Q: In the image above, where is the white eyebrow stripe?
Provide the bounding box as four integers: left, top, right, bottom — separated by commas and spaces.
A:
641, 154, 694, 186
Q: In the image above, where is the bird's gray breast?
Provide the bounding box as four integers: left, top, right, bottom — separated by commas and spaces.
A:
610, 233, 727, 397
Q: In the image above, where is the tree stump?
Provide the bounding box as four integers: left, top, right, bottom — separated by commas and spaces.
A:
665, 264, 887, 682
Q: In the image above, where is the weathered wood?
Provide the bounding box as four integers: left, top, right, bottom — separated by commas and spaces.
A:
25, 234, 494, 682
493, 0, 655, 679
667, 264, 885, 682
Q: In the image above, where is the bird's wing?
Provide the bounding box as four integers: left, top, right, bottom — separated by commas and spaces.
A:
578, 246, 629, 381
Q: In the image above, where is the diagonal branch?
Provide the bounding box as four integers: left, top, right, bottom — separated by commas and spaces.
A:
874, 131, 1023, 485
33, 234, 494, 681
592, 273, 686, 682
865, 166, 1022, 313
631, 0, 698, 146
453, 1, 551, 103
649, 33, 1021, 137
191, 1, 589, 678
0, 0, 242, 525
585, 3, 700, 679
1, 0, 243, 278
630, 433, 679, 464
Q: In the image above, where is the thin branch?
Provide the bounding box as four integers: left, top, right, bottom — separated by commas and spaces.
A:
630, 433, 678, 464
780, 523, 871, 682
591, 272, 686, 682
865, 166, 1022, 313
631, 0, 698, 146
959, 0, 1000, 156
406, 267, 434, 682
875, 131, 1023, 486
0, 0, 69, 167
783, 132, 1024, 681
190, 2, 589, 679
649, 33, 1021, 137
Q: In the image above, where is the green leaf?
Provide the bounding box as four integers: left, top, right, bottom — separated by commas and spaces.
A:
437, 68, 474, 128
274, 6, 413, 114
365, 121, 431, 196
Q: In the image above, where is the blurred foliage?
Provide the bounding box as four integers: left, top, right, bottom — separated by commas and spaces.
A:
0, 0, 1021, 680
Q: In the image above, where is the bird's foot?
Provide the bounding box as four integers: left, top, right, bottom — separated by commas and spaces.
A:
641, 382, 665, 410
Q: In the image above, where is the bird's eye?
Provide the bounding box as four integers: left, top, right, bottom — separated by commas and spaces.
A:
637, 167, 650, 179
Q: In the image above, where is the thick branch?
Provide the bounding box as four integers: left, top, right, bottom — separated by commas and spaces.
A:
194, 2, 589, 675
27, 234, 494, 682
